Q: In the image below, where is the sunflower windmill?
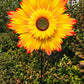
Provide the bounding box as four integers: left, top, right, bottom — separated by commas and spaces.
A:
7, 0, 77, 83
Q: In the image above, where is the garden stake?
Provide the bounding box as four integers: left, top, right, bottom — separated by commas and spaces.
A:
41, 51, 43, 83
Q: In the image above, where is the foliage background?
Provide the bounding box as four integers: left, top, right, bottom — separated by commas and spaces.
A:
0, 0, 84, 84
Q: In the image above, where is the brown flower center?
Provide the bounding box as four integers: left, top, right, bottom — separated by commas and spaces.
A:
36, 17, 49, 31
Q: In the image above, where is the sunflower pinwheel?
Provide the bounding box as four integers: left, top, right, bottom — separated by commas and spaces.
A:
7, 0, 77, 55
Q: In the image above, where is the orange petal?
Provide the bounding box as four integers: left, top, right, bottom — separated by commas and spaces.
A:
7, 23, 12, 28
27, 49, 31, 54
17, 41, 22, 48
46, 50, 51, 55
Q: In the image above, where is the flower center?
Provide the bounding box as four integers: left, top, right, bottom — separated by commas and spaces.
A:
36, 17, 49, 31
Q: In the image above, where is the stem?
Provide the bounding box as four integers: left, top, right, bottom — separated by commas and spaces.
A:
41, 51, 43, 83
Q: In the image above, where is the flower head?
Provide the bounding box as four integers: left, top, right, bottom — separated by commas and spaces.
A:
7, 0, 77, 55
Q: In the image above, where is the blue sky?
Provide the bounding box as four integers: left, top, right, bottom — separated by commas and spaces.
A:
77, 0, 79, 2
